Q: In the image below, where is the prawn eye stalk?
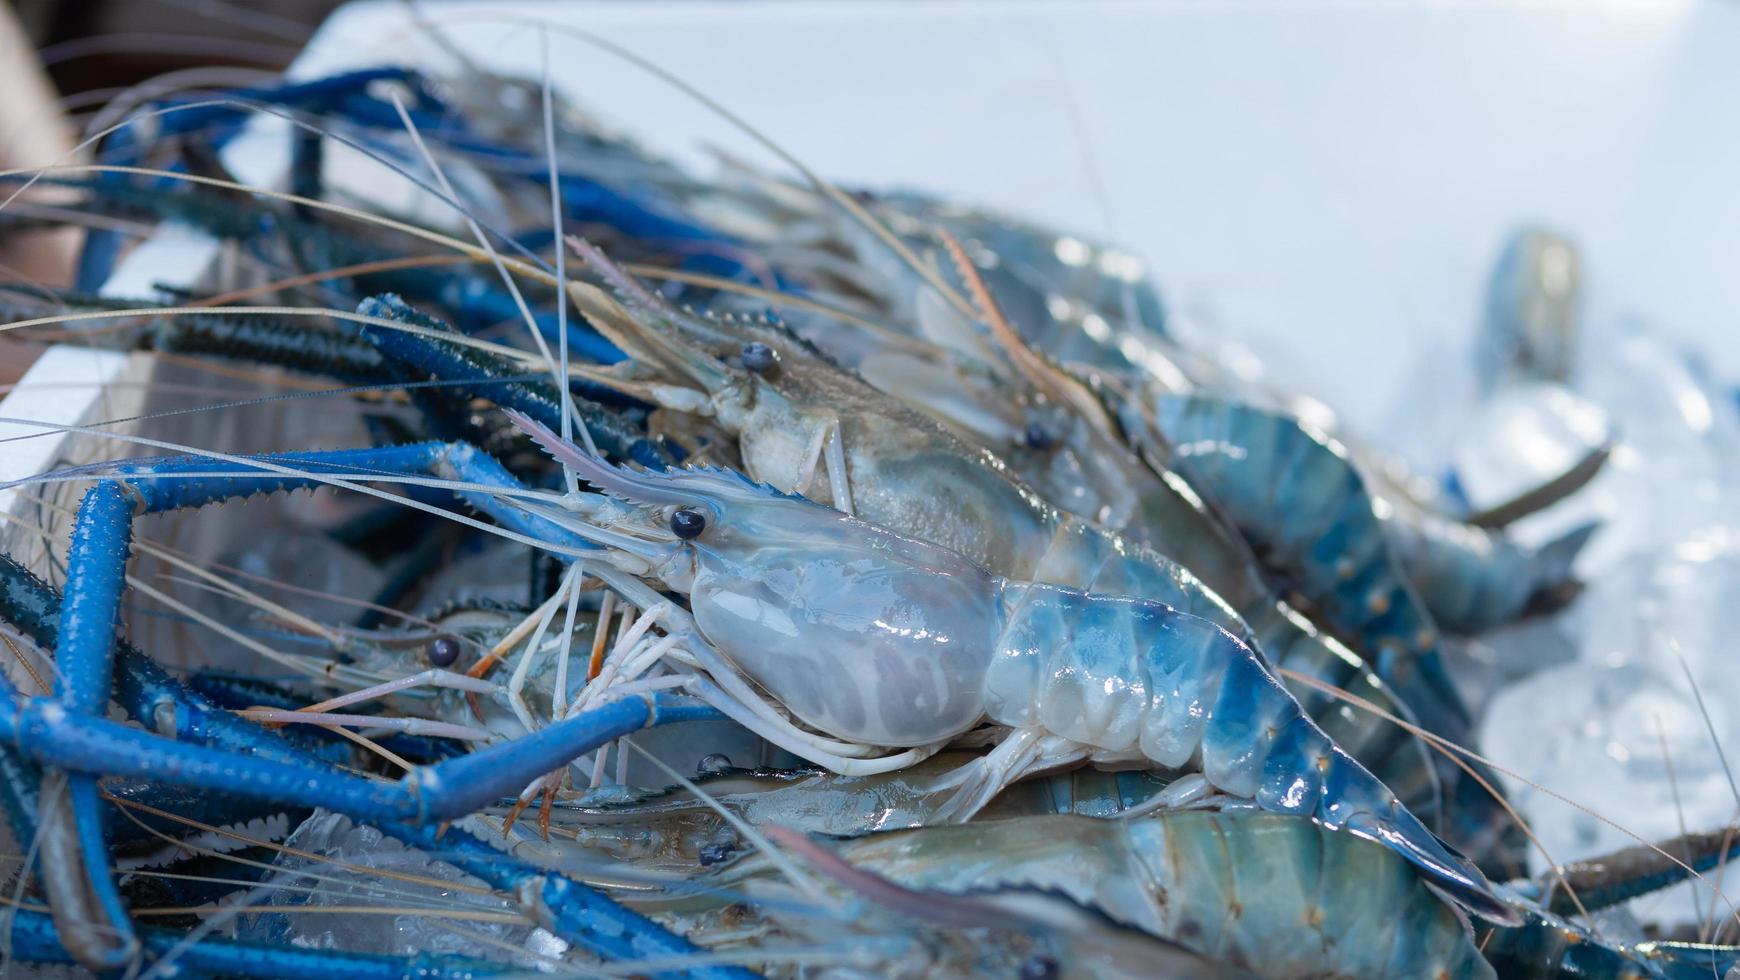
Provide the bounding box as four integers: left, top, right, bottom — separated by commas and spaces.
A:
1022, 422, 1056, 450
426, 636, 461, 667
739, 341, 778, 375
671, 509, 707, 539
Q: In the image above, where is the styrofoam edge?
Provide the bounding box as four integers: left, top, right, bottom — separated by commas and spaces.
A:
0, 344, 132, 517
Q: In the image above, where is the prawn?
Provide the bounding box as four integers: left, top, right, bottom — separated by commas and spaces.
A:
503, 411, 1512, 922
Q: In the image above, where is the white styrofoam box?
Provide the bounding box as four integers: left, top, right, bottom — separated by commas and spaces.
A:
0, 345, 136, 577
282, 0, 1740, 435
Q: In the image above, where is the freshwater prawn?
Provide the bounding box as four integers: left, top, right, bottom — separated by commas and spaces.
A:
500, 410, 1514, 922
679, 811, 1496, 980
549, 253, 1451, 821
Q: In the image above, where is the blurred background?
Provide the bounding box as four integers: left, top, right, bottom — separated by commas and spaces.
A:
10, 0, 334, 93
0, 0, 340, 382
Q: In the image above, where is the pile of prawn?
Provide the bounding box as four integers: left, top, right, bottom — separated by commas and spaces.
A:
0, 27, 1731, 980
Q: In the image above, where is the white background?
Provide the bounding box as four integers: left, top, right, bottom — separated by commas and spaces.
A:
297, 0, 1740, 433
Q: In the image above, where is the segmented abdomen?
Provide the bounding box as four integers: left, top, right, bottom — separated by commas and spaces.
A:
982, 580, 1507, 920
1153, 394, 1472, 731
1030, 519, 1450, 827
1238, 601, 1442, 820
815, 812, 1496, 980
1128, 813, 1497, 979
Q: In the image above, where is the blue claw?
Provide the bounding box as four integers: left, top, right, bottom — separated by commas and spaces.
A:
356, 293, 670, 468
0, 687, 719, 827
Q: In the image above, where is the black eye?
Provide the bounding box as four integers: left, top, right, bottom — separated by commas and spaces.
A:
671, 509, 707, 539
1019, 955, 1059, 980
740, 342, 778, 374
698, 842, 736, 866
426, 636, 461, 668
1023, 422, 1055, 450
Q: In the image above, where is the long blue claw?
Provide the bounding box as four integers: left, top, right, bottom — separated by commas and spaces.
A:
4, 670, 717, 825
49, 482, 140, 968
356, 293, 671, 468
